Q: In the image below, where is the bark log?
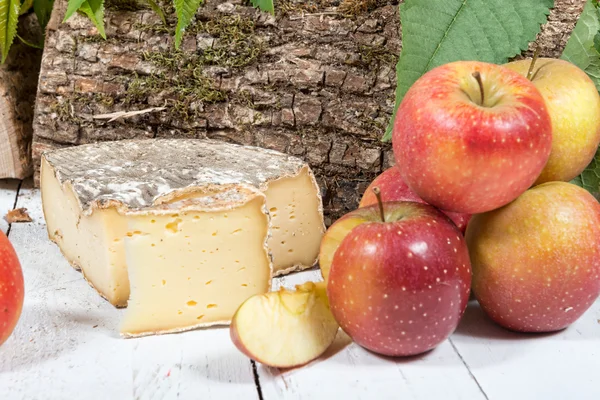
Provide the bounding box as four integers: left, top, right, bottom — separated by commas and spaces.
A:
0, 14, 43, 179
32, 0, 586, 222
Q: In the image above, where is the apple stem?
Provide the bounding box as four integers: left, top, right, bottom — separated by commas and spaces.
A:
372, 187, 386, 222
472, 71, 484, 105
527, 46, 541, 81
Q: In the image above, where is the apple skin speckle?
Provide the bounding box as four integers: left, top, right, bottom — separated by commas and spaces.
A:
359, 167, 471, 234
0, 231, 24, 346
392, 61, 552, 214
327, 202, 471, 357
467, 182, 600, 333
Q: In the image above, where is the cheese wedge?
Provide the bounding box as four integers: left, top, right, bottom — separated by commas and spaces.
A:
40, 139, 325, 336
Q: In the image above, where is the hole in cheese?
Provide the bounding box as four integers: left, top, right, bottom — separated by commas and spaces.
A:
187, 300, 197, 306
161, 280, 166, 286
166, 218, 182, 233
207, 304, 218, 309
211, 232, 218, 236
205, 280, 212, 285
197, 315, 204, 320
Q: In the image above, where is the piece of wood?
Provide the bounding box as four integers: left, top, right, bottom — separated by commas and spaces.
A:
0, 179, 20, 233
0, 14, 43, 179
451, 301, 600, 400
1, 187, 599, 399
32, 0, 401, 221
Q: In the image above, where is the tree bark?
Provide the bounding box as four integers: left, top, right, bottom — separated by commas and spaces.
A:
32, 0, 586, 222
0, 13, 43, 179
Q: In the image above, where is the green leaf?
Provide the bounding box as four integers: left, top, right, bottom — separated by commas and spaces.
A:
16, 32, 43, 48
78, 0, 105, 39
146, 0, 165, 25
174, 0, 202, 49
383, 0, 554, 142
571, 146, 600, 200
63, 0, 86, 21
33, 0, 54, 30
250, 0, 273, 14
0, 0, 21, 63
561, 0, 600, 91
20, 0, 33, 15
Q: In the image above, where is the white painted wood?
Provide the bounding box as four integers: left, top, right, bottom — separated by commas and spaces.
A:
259, 270, 487, 400
0, 182, 258, 400
0, 178, 19, 233
451, 299, 600, 400
1, 185, 599, 400
131, 328, 258, 400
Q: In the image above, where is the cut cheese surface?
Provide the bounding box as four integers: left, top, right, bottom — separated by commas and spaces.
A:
121, 195, 270, 337
40, 138, 324, 336
265, 168, 325, 275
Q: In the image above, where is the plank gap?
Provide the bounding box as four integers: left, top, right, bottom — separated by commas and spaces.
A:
251, 360, 264, 400
5, 179, 23, 237
449, 338, 490, 400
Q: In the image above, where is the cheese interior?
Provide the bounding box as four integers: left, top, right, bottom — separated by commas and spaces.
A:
120, 197, 271, 337
265, 166, 325, 275
41, 158, 130, 306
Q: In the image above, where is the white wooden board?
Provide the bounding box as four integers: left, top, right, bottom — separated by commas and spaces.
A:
1, 182, 599, 400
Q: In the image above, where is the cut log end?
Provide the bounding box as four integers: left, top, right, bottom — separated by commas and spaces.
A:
0, 13, 43, 180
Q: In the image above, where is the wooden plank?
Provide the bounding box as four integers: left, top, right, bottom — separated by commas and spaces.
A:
0, 183, 259, 400
451, 299, 600, 400
258, 270, 488, 400
0, 179, 19, 233
131, 328, 258, 399
0, 181, 132, 399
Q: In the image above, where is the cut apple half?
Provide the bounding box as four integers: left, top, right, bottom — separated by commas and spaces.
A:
230, 281, 339, 368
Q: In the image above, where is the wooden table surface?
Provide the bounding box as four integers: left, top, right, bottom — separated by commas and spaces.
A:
1, 179, 599, 400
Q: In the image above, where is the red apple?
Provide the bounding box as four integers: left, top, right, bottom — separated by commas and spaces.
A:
393, 60, 552, 214
326, 199, 471, 357
0, 231, 24, 346
467, 181, 600, 332
360, 167, 471, 233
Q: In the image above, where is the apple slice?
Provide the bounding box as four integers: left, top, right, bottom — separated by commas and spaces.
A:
230, 281, 339, 368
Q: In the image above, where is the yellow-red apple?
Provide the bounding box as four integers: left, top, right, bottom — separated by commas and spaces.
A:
466, 181, 600, 332
360, 167, 471, 233
0, 231, 24, 346
393, 61, 552, 214
504, 58, 600, 184
326, 200, 471, 356
230, 281, 338, 368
